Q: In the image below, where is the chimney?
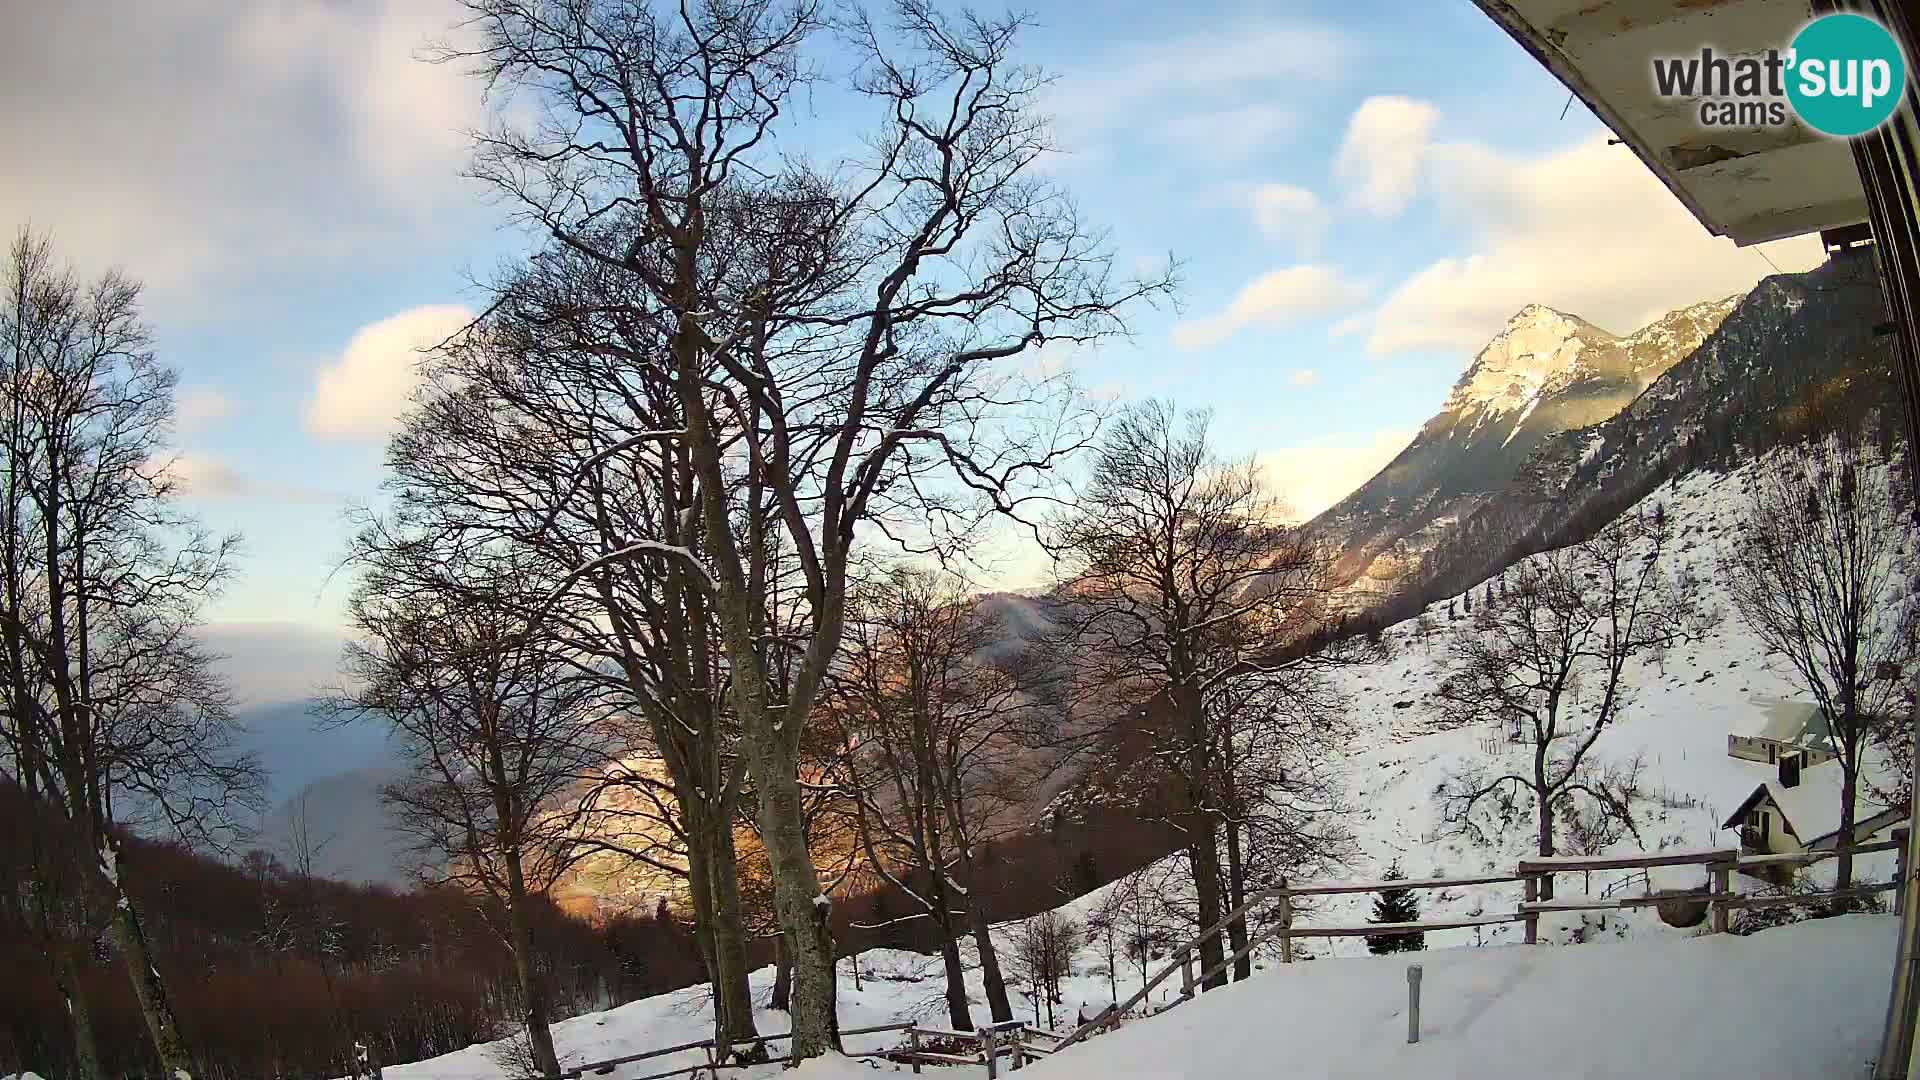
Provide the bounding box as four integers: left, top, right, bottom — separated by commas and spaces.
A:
1779, 753, 1802, 789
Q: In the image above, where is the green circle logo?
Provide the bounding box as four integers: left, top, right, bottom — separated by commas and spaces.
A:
1786, 13, 1907, 137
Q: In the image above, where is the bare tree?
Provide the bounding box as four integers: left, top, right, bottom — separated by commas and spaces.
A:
1438, 508, 1700, 897
823, 565, 1051, 1026
1045, 400, 1335, 990
1719, 432, 1919, 888
1009, 910, 1079, 1029
0, 228, 256, 1080
379, 275, 772, 1059
333, 547, 610, 1080
445, 0, 1169, 1056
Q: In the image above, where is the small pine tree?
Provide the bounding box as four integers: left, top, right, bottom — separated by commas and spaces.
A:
1447, 599, 1456, 621
1367, 862, 1426, 955
1074, 849, 1100, 894
1463, 590, 1473, 614
1484, 582, 1495, 609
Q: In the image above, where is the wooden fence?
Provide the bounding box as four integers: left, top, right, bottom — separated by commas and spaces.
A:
559, 1018, 1065, 1080
554, 832, 1909, 1076
1056, 830, 1909, 1050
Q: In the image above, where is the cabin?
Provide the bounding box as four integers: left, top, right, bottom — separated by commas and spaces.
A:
1721, 752, 1902, 860
1726, 699, 1845, 768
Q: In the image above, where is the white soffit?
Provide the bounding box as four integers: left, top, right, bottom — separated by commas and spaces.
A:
1473, 0, 1870, 244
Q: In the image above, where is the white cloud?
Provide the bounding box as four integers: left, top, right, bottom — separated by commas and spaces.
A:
1289, 369, 1320, 386
305, 304, 472, 442
1154, 104, 1302, 163
0, 1, 481, 300
1046, 20, 1350, 166
1335, 96, 1441, 218
1171, 266, 1367, 350
1258, 430, 1414, 522
1363, 135, 1825, 355
175, 387, 233, 432
1251, 184, 1328, 256
167, 453, 342, 505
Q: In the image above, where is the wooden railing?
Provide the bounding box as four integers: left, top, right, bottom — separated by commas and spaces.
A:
1057, 830, 1910, 1051
556, 832, 1911, 1076
559, 1018, 1063, 1080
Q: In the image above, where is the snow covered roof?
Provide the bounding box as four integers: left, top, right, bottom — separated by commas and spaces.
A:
1733, 698, 1839, 749
1721, 753, 1896, 846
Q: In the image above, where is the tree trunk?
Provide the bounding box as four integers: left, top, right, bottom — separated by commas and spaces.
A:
1838, 760, 1860, 891
1536, 786, 1557, 902
53, 946, 106, 1080
703, 819, 763, 1059
504, 856, 562, 1080
743, 747, 838, 1060
1187, 825, 1229, 990
1177, 679, 1227, 990
923, 853, 972, 1030
103, 863, 196, 1080
1223, 820, 1251, 982
937, 932, 972, 1031
771, 933, 792, 1012
967, 904, 1014, 1022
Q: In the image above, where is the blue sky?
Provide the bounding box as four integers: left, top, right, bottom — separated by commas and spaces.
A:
0, 0, 1822, 704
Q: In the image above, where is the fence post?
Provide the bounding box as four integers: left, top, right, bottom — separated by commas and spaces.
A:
1278, 882, 1294, 964
1522, 874, 1539, 944
1011, 1024, 1025, 1071
1180, 948, 1195, 998
1407, 964, 1423, 1045
1712, 863, 1731, 934
1898, 829, 1911, 916
980, 1026, 997, 1080
909, 1028, 921, 1075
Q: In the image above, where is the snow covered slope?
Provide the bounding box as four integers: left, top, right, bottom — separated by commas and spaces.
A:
1306, 450, 1907, 952
1017, 915, 1896, 1080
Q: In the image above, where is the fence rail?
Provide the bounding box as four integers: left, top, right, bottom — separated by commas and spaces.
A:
1057, 828, 1910, 1050
560, 1018, 1063, 1080
560, 830, 1911, 1076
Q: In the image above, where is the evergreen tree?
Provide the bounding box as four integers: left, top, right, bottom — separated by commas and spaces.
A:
1366, 862, 1426, 955
1074, 850, 1101, 894
1463, 590, 1473, 614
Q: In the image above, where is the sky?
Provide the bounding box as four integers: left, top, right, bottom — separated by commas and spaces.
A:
0, 0, 1824, 706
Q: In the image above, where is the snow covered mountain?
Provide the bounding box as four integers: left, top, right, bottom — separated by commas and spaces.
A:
1312, 246, 1890, 619
1311, 293, 1739, 604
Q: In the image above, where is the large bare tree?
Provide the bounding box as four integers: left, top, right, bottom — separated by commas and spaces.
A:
1438, 508, 1700, 897
823, 565, 1052, 1026
446, 0, 1168, 1055
335, 547, 610, 1080
1718, 432, 1919, 888
0, 228, 257, 1080
1045, 400, 1337, 990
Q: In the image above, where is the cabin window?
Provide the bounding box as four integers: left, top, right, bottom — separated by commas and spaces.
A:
1767, 745, 1778, 763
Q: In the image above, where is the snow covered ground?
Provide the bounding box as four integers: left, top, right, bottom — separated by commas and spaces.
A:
365, 913, 1898, 1080
362, 450, 1911, 1079
1015, 914, 1897, 1080
1304, 457, 1907, 952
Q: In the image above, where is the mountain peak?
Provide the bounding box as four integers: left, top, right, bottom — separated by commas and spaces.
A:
1443, 306, 1616, 417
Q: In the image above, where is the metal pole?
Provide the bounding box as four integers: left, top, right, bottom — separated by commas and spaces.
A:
1406, 965, 1423, 1045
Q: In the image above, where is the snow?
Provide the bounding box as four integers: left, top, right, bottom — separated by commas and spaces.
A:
1733, 758, 1895, 845
358, 447, 1911, 1080
1297, 451, 1908, 952
1017, 916, 1896, 1080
